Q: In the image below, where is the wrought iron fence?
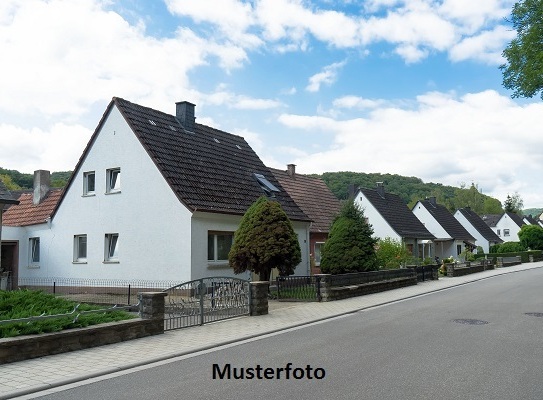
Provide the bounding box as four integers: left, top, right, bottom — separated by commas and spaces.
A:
163, 277, 250, 330
274, 275, 321, 301
12, 277, 179, 306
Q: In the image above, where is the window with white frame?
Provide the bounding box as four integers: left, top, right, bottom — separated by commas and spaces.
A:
504, 229, 510, 237
83, 171, 95, 195
314, 242, 325, 266
29, 237, 40, 265
73, 235, 87, 262
106, 168, 121, 193
208, 232, 234, 262
104, 233, 119, 262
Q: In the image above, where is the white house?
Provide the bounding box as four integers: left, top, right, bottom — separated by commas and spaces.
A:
492, 212, 525, 242
353, 183, 435, 260
412, 197, 475, 260
454, 208, 502, 253
2, 98, 311, 284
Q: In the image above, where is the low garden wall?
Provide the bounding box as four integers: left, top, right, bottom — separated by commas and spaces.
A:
446, 260, 494, 277
0, 292, 166, 364
316, 269, 417, 302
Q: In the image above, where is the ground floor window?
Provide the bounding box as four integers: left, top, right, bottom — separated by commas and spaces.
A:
314, 242, 325, 266
104, 233, 119, 262
457, 244, 462, 255
29, 237, 40, 265
74, 235, 87, 262
208, 232, 234, 262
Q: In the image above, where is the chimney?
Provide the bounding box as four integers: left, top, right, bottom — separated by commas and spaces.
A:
33, 170, 50, 205
175, 101, 196, 132
427, 196, 437, 207
287, 164, 296, 177
376, 182, 385, 198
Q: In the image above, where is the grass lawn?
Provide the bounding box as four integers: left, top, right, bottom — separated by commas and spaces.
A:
0, 289, 136, 338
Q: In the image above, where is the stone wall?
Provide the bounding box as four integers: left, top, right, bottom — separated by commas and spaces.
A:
0, 292, 166, 364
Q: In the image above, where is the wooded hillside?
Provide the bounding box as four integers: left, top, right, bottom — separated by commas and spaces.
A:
312, 171, 504, 214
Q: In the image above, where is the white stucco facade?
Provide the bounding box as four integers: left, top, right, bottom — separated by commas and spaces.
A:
454, 211, 493, 254
354, 192, 400, 242
4, 104, 311, 283
493, 214, 523, 242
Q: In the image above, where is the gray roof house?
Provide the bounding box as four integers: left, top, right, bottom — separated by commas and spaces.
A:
3, 97, 311, 283
353, 183, 435, 260
412, 197, 476, 260
454, 207, 503, 253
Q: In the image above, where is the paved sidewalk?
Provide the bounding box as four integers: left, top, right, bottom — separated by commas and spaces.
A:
1, 262, 542, 399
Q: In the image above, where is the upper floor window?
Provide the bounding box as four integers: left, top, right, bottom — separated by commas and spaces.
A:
504, 229, 510, 237
29, 237, 40, 265
497, 229, 501, 236
104, 233, 119, 262
74, 235, 87, 263
83, 171, 95, 195
208, 232, 234, 262
106, 168, 121, 193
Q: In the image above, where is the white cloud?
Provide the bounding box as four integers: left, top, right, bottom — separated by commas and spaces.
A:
306, 60, 347, 92
333, 95, 386, 110
279, 90, 543, 206
0, 122, 91, 173
204, 89, 282, 110
449, 25, 516, 64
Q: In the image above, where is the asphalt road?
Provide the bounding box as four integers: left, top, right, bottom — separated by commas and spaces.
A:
30, 268, 543, 400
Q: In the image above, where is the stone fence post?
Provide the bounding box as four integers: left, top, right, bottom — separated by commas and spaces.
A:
250, 281, 269, 316
446, 263, 455, 277
496, 257, 503, 268
314, 274, 331, 302
139, 292, 167, 334
529, 254, 534, 262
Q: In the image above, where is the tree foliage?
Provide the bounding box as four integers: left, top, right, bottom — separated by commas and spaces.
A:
0, 168, 71, 189
0, 174, 21, 191
228, 196, 301, 281
504, 192, 524, 214
518, 224, 543, 250
500, 0, 543, 99
375, 237, 410, 269
490, 241, 526, 253
320, 200, 378, 274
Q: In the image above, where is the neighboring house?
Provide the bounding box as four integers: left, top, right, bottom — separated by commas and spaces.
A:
412, 197, 476, 260
2, 97, 311, 283
454, 207, 502, 254
0, 180, 20, 288
487, 212, 526, 242
523, 214, 541, 227
2, 171, 62, 287
270, 164, 341, 274
353, 183, 435, 260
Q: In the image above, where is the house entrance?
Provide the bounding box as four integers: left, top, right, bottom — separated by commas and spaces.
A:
163, 277, 250, 330
1, 241, 18, 290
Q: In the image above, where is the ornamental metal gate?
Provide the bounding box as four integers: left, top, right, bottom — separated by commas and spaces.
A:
163, 277, 250, 330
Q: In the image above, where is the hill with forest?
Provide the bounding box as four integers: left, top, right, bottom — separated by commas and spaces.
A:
0, 168, 71, 190
311, 171, 504, 214
0, 167, 509, 215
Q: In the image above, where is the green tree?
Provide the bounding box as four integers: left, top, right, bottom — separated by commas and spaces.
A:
0, 174, 21, 191
228, 196, 301, 281
320, 200, 378, 274
500, 0, 543, 99
375, 237, 410, 269
504, 192, 524, 214
498, 241, 525, 253
518, 224, 543, 250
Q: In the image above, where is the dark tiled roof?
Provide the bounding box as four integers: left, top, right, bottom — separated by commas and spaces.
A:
457, 208, 502, 243
481, 214, 501, 227
523, 214, 539, 225
53, 98, 309, 222
3, 190, 62, 226
503, 211, 525, 228
359, 188, 435, 239
0, 181, 19, 209
270, 168, 341, 233
418, 200, 475, 241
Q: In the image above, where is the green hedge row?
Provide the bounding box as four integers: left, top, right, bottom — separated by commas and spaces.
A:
474, 250, 542, 263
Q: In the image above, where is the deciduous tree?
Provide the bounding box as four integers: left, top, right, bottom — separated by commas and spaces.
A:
518, 224, 543, 250
500, 0, 543, 99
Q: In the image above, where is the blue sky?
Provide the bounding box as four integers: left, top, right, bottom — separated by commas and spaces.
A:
1, 0, 542, 207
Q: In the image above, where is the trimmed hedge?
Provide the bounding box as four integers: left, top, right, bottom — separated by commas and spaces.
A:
474, 250, 542, 263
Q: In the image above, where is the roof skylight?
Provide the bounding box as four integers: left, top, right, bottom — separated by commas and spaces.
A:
254, 173, 280, 196
148, 119, 157, 126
